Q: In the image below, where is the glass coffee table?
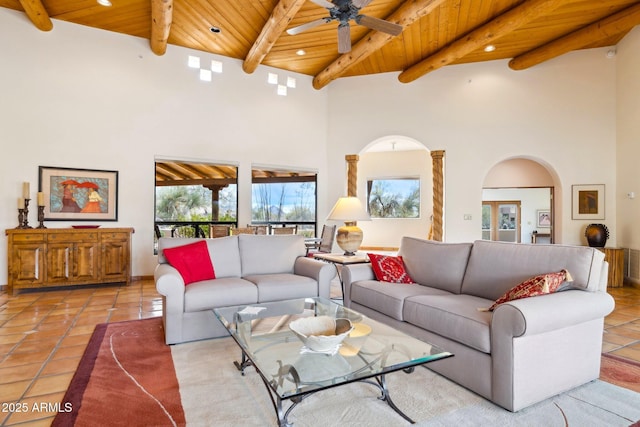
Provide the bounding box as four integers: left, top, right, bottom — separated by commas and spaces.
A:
214, 297, 453, 426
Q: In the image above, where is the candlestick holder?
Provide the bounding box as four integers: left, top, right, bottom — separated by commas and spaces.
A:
37, 205, 47, 229
16, 209, 26, 229
22, 198, 32, 229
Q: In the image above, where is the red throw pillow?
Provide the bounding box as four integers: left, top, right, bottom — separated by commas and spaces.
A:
367, 253, 414, 284
487, 269, 572, 311
163, 240, 215, 285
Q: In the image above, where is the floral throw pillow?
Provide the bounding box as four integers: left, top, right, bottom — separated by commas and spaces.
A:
368, 253, 415, 284
485, 269, 573, 311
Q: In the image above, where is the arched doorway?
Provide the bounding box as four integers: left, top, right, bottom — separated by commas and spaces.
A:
355, 135, 435, 249
483, 158, 559, 244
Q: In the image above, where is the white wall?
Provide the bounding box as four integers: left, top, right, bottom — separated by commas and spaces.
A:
326, 47, 618, 245
616, 27, 640, 252
0, 9, 329, 283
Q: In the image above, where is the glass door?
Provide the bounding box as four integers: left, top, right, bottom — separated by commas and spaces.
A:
482, 201, 521, 243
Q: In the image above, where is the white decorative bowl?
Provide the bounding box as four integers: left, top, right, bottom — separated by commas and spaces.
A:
289, 316, 354, 353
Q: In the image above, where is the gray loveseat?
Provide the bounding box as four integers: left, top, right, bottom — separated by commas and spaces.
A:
342, 237, 615, 412
155, 234, 336, 344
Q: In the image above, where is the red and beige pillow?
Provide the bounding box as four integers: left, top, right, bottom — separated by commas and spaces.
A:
483, 269, 573, 311
367, 253, 415, 284
163, 240, 215, 285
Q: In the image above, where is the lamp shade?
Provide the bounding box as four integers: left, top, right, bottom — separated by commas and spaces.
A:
327, 197, 371, 222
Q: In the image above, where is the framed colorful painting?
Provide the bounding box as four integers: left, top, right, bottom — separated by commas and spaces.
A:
38, 166, 118, 221
572, 184, 605, 220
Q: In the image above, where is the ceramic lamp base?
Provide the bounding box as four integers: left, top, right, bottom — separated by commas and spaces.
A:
336, 221, 363, 256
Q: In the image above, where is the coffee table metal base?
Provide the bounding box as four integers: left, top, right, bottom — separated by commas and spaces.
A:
233, 349, 417, 426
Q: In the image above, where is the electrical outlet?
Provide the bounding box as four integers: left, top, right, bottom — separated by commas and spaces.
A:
463, 214, 472, 220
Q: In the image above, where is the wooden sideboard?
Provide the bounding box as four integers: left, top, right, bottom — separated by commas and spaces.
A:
597, 247, 624, 288
6, 227, 134, 295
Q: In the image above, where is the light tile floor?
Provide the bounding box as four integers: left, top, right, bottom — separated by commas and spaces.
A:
0, 280, 639, 426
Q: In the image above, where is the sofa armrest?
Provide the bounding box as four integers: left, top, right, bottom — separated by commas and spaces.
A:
342, 264, 376, 307
492, 289, 615, 338
491, 289, 615, 411
294, 257, 337, 299
154, 263, 186, 315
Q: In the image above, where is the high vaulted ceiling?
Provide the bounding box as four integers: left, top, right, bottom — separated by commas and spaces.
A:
3, 0, 640, 89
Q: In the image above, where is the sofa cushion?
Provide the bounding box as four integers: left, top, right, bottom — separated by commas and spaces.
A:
398, 237, 473, 294
368, 253, 414, 284
162, 240, 215, 285
239, 234, 306, 276
350, 280, 452, 321
403, 294, 493, 353
244, 273, 318, 303
183, 277, 258, 312
461, 240, 605, 300
485, 269, 572, 311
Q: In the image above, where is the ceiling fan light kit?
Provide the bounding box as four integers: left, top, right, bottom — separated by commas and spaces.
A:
287, 0, 403, 53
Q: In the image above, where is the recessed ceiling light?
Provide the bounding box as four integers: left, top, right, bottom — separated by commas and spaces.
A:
296, 50, 306, 56
209, 26, 221, 34
484, 45, 496, 52
97, 0, 112, 6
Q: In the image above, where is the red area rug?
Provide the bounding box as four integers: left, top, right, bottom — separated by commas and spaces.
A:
52, 317, 185, 427
600, 353, 640, 393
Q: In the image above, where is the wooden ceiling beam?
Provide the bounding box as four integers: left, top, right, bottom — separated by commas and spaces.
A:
509, 3, 640, 71
312, 0, 448, 90
150, 0, 173, 56
18, 0, 53, 31
243, 0, 307, 74
398, 0, 564, 83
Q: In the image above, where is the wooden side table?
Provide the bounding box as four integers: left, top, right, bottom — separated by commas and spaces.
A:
597, 247, 624, 288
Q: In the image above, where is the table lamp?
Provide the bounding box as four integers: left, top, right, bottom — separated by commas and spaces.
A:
327, 197, 371, 255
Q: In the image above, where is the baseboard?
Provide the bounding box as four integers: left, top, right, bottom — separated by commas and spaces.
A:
132, 275, 154, 282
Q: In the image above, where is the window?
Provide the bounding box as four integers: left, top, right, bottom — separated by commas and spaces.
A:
251, 167, 317, 236
154, 161, 238, 249
367, 178, 420, 218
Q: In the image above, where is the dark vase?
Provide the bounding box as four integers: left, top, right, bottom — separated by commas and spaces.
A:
585, 224, 609, 247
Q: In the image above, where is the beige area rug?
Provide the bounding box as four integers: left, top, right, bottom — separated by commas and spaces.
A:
54, 318, 640, 426
173, 337, 640, 426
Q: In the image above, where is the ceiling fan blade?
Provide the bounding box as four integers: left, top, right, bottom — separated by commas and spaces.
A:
352, 0, 374, 8
355, 14, 403, 36
286, 18, 331, 35
309, 0, 336, 9
338, 23, 351, 53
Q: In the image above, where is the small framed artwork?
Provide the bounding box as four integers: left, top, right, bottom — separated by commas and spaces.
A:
572, 184, 605, 220
536, 210, 551, 227
39, 166, 118, 221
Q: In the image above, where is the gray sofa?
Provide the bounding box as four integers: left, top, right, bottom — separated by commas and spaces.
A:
342, 237, 615, 412
155, 234, 336, 344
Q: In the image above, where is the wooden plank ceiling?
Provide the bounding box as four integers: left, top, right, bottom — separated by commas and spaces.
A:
3, 0, 640, 89
155, 161, 316, 187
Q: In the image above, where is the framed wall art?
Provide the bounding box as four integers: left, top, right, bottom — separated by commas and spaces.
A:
572, 184, 604, 220
38, 166, 118, 221
536, 210, 551, 227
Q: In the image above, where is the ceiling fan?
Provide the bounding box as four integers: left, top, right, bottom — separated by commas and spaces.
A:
286, 0, 403, 53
